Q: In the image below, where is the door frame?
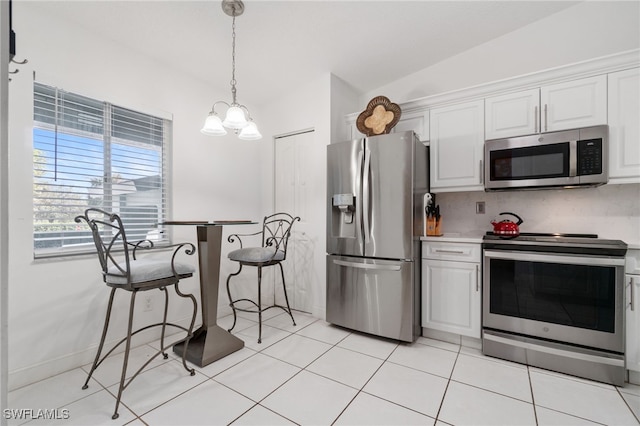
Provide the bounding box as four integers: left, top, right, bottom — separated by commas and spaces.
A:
272, 128, 315, 313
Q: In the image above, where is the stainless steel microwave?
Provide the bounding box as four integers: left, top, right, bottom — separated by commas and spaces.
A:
484, 125, 608, 191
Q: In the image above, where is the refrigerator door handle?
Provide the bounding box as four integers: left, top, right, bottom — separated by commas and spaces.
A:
362, 148, 371, 244
333, 259, 402, 271
356, 149, 365, 251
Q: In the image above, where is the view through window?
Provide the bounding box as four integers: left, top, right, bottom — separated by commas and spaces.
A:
33, 83, 170, 257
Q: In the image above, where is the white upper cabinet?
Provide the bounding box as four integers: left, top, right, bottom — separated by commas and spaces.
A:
430, 100, 485, 192
608, 68, 640, 183
541, 75, 607, 132
485, 89, 539, 140
390, 109, 430, 142
485, 75, 607, 140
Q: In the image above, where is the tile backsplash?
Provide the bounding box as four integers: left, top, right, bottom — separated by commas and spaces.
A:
436, 183, 640, 245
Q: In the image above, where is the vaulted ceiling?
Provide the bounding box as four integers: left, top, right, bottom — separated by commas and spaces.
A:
34, 1, 579, 106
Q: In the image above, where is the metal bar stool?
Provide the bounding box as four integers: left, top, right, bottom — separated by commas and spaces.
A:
225, 213, 300, 343
75, 208, 198, 420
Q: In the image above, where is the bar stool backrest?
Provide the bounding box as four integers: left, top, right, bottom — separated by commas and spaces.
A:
75, 208, 138, 287
262, 213, 299, 260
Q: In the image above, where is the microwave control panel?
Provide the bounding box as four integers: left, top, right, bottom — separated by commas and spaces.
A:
577, 138, 603, 176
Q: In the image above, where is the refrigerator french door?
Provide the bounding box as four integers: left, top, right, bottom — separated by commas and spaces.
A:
326, 131, 428, 342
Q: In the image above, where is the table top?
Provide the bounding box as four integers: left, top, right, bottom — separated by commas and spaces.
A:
162, 220, 256, 226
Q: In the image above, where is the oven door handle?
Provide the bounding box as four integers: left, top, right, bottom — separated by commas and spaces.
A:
483, 250, 625, 267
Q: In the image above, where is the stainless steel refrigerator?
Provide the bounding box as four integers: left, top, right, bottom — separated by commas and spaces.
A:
326, 131, 428, 342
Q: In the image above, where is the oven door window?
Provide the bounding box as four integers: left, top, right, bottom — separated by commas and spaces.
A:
489, 258, 615, 332
490, 142, 569, 181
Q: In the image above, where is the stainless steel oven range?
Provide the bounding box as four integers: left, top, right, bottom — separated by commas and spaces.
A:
482, 233, 628, 385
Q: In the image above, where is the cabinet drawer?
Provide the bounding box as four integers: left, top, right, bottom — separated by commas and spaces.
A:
422, 242, 481, 262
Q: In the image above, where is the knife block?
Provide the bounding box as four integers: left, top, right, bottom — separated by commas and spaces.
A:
426, 216, 442, 236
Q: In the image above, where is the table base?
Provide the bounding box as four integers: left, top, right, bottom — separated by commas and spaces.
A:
173, 325, 244, 367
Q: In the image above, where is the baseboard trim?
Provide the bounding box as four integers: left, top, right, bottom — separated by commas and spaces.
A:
8, 316, 196, 391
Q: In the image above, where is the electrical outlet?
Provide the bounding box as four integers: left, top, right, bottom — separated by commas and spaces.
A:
144, 295, 153, 312
476, 201, 486, 214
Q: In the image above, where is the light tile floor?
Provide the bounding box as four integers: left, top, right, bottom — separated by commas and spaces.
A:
8, 311, 640, 426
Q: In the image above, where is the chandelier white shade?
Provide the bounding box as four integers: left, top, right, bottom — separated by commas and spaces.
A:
222, 105, 249, 129
201, 111, 227, 136
238, 121, 262, 140
201, 0, 261, 140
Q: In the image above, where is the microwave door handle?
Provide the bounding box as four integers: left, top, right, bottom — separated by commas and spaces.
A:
569, 140, 577, 177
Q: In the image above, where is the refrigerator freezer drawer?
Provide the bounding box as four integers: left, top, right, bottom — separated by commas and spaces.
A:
326, 255, 419, 342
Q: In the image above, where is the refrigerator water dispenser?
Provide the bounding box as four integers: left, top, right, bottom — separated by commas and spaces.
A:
331, 193, 355, 237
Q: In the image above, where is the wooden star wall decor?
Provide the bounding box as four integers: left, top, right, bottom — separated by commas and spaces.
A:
356, 96, 402, 136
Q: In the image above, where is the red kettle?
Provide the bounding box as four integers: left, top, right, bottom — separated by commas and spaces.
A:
491, 212, 523, 237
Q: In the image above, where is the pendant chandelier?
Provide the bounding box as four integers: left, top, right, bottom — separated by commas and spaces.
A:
201, 0, 262, 140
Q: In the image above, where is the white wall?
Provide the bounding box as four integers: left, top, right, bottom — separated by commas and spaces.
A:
1, 0, 11, 420
365, 1, 640, 104
7, 3, 265, 389
257, 73, 332, 318
330, 75, 361, 143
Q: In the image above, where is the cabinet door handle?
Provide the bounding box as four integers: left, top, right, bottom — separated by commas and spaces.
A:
434, 249, 465, 254
534, 105, 538, 133
544, 104, 548, 132
632, 277, 636, 312
476, 264, 480, 292
479, 160, 483, 184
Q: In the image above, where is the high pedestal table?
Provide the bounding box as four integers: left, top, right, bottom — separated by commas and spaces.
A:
164, 221, 254, 367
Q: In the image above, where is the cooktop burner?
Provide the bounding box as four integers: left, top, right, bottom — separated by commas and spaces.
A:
483, 232, 627, 256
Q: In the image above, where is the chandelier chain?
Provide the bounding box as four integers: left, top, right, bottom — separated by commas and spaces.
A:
230, 12, 237, 104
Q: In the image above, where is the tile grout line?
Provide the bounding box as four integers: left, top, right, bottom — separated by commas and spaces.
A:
244, 323, 355, 426
615, 386, 640, 425
329, 338, 402, 425
526, 366, 539, 425
432, 340, 462, 424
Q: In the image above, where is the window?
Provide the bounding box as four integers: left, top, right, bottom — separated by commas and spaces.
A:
33, 82, 170, 257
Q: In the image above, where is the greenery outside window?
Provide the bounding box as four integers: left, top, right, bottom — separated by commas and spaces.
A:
33, 82, 171, 258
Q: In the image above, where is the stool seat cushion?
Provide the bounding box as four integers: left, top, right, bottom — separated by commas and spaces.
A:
106, 259, 196, 285
228, 247, 284, 263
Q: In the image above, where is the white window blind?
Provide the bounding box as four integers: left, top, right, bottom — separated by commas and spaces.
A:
33, 82, 170, 257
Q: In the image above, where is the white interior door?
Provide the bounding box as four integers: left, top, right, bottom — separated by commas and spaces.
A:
274, 130, 318, 313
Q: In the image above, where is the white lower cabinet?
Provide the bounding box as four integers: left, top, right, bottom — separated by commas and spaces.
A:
626, 248, 640, 377
627, 274, 640, 374
421, 241, 481, 338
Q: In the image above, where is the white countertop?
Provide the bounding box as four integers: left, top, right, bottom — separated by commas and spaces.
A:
421, 232, 484, 244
